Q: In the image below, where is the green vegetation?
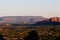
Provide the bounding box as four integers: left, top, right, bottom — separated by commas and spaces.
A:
0, 24, 60, 40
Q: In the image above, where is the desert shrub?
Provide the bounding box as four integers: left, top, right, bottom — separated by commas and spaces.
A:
24, 30, 39, 40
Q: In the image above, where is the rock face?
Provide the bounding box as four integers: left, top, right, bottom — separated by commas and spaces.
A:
48, 17, 60, 22
0, 16, 47, 24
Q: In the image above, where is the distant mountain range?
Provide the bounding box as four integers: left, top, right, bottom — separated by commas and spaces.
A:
0, 16, 60, 24
0, 16, 47, 24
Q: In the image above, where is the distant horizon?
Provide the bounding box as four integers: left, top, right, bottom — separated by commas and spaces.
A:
0, 16, 60, 18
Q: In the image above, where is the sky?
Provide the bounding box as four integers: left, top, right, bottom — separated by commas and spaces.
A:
0, 0, 60, 18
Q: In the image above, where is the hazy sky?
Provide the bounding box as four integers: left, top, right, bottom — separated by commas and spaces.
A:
0, 0, 60, 18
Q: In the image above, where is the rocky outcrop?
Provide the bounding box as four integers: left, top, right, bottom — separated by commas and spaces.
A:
48, 17, 60, 22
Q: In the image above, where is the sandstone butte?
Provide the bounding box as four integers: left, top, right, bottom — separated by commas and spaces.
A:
47, 17, 60, 22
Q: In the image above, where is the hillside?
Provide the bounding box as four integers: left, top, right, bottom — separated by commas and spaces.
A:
0, 16, 47, 24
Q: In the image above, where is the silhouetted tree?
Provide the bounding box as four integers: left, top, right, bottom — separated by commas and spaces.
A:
55, 35, 60, 40
0, 34, 6, 40
24, 30, 39, 40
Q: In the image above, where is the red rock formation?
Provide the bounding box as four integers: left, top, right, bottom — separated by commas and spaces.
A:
48, 17, 60, 22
